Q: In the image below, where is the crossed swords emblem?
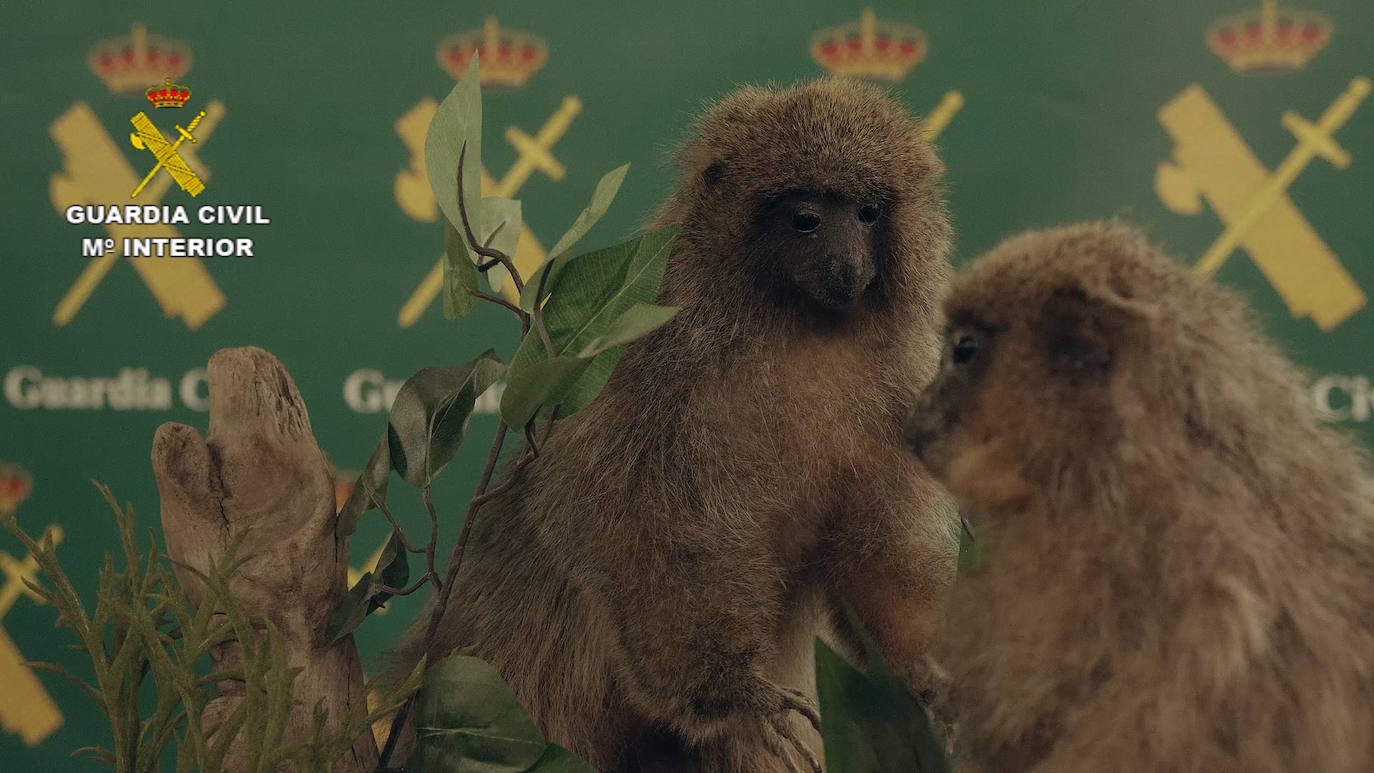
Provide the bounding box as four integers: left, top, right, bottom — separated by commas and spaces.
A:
48, 100, 227, 328
1157, 76, 1371, 331
129, 109, 207, 198
0, 525, 65, 746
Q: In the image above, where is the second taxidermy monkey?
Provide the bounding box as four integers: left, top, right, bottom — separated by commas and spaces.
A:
394, 79, 959, 771
906, 221, 1374, 772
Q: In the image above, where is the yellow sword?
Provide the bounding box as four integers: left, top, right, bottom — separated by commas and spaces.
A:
1194, 77, 1371, 278
130, 110, 206, 198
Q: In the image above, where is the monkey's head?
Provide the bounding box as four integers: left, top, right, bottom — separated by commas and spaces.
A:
653, 78, 949, 322
904, 221, 1289, 514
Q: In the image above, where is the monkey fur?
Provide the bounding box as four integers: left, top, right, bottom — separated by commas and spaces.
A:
905, 221, 1374, 772
391, 78, 959, 771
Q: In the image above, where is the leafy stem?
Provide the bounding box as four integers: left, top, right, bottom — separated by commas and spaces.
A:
379, 166, 563, 764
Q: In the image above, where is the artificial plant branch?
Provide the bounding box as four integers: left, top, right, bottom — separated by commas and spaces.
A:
456, 143, 523, 292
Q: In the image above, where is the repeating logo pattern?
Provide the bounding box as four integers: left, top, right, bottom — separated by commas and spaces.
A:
395, 17, 579, 324
50, 24, 227, 329
5, 3, 1374, 763
1207, 0, 1332, 74
0, 464, 64, 747
1157, 1, 1369, 331
811, 10, 964, 143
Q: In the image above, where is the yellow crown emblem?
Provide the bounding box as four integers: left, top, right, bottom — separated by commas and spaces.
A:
145, 77, 192, 108
0, 462, 33, 516
811, 9, 927, 83
437, 17, 548, 89
1207, 0, 1332, 74
88, 23, 193, 95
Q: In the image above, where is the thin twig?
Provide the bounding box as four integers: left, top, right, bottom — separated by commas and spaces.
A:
422, 487, 440, 594
380, 422, 511, 765
468, 479, 515, 508
541, 405, 561, 446
376, 573, 437, 597
524, 421, 541, 456
469, 289, 525, 319
470, 451, 534, 507
483, 220, 506, 248
456, 143, 523, 291
374, 499, 426, 554
475, 222, 507, 272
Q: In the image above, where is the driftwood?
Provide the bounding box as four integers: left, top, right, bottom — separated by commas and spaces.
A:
151, 346, 375, 772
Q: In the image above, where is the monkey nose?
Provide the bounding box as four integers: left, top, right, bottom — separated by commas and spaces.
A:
822, 257, 861, 304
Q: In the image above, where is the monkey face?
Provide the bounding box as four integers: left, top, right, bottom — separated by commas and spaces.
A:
905, 289, 1138, 512
905, 322, 1034, 509
904, 225, 1175, 513
752, 190, 884, 312
651, 79, 951, 324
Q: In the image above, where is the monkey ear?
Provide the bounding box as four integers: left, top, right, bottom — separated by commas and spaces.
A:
701, 161, 726, 189
1040, 286, 1141, 380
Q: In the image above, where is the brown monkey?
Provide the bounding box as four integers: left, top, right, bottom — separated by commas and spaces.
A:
905, 221, 1374, 772
393, 78, 959, 772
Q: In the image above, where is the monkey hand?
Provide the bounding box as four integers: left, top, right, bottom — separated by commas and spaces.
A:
752, 679, 823, 773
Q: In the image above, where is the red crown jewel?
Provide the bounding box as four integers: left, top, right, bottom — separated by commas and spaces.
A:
1207, 0, 1331, 73
146, 77, 192, 108
88, 23, 192, 95
437, 17, 547, 88
811, 9, 927, 83
0, 463, 33, 515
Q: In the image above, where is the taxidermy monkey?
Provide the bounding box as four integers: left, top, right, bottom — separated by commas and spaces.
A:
905, 221, 1374, 772
394, 78, 959, 772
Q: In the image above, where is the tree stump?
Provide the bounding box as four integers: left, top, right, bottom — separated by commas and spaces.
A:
151, 346, 377, 772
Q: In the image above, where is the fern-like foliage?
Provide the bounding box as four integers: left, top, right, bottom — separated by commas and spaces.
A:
0, 483, 420, 773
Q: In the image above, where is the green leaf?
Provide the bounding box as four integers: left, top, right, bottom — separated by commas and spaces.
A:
503, 225, 679, 423
956, 518, 988, 576
480, 196, 522, 294
443, 224, 481, 320
577, 303, 679, 358
814, 638, 950, 773
499, 356, 594, 430
323, 532, 410, 645
338, 439, 391, 537
840, 604, 901, 689
412, 655, 550, 772
387, 351, 505, 488
426, 52, 483, 248
520, 164, 630, 312
527, 743, 597, 772
369, 532, 410, 614
324, 571, 372, 646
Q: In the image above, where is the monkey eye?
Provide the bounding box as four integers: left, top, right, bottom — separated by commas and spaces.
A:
792, 212, 821, 233
951, 334, 979, 365
857, 203, 881, 224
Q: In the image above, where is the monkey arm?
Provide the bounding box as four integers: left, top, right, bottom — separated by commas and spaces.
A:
586, 504, 815, 748
826, 465, 959, 695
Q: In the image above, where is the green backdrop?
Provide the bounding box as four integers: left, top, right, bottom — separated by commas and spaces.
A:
2, 1, 1371, 768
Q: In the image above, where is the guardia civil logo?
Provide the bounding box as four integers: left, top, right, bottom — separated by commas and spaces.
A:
808, 10, 964, 156
395, 17, 578, 327
50, 23, 228, 329
130, 77, 208, 199
1154, 0, 1369, 332
0, 462, 65, 748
